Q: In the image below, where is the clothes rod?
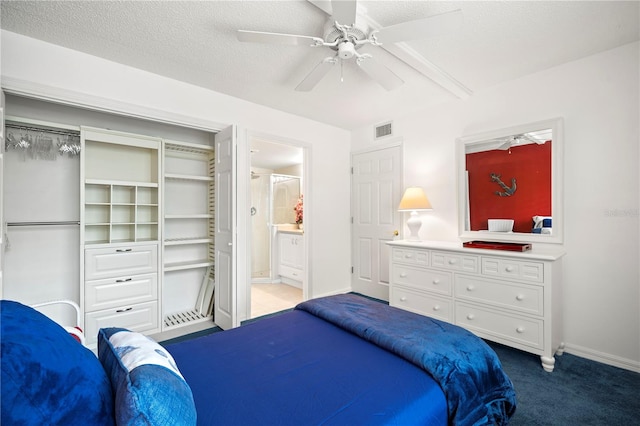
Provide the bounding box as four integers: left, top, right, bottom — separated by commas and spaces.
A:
4, 123, 80, 138
6, 221, 80, 227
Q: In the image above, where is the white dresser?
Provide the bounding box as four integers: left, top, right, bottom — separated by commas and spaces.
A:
388, 240, 565, 372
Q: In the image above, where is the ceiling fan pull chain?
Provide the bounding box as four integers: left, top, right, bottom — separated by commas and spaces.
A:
340, 60, 344, 83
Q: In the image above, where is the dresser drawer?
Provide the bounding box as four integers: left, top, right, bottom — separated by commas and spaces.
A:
85, 273, 157, 312
455, 275, 543, 315
391, 285, 452, 322
392, 264, 452, 296
482, 257, 544, 283
85, 244, 158, 280
455, 302, 543, 349
431, 251, 478, 273
84, 301, 159, 346
391, 247, 429, 266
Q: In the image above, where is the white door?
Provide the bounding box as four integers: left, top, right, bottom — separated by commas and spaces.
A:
351, 144, 402, 301
214, 125, 236, 330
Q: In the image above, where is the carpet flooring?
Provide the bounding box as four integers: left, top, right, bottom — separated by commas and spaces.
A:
161, 308, 640, 425
487, 341, 640, 425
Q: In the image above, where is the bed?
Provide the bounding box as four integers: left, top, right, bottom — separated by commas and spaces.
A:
1, 293, 516, 425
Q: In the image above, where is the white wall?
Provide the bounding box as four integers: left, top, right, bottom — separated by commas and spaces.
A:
353, 42, 640, 371
0, 31, 353, 308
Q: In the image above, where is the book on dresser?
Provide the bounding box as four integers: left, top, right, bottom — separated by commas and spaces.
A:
387, 240, 565, 372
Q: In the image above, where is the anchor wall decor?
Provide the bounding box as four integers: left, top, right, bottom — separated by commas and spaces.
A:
490, 173, 517, 197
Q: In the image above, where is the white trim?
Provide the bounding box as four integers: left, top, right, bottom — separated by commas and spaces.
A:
351, 136, 403, 156
1, 76, 228, 132
564, 342, 640, 373
245, 130, 312, 311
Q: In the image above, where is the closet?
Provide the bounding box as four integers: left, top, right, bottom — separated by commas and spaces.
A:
2, 96, 219, 348
3, 118, 81, 325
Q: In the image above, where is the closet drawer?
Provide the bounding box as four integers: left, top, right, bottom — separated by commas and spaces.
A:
482, 257, 544, 283
391, 247, 429, 266
391, 264, 452, 296
391, 285, 452, 323
85, 244, 158, 280
84, 301, 159, 346
431, 251, 478, 273
455, 274, 543, 315
455, 302, 543, 349
85, 273, 157, 312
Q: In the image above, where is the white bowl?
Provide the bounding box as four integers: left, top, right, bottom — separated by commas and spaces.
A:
488, 219, 514, 232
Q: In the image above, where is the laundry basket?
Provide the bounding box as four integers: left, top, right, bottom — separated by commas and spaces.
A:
30, 300, 86, 346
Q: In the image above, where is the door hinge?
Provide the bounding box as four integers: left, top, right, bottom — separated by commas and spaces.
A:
351, 266, 354, 274
351, 167, 354, 174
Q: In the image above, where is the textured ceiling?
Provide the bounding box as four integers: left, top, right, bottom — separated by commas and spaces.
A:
1, 0, 639, 131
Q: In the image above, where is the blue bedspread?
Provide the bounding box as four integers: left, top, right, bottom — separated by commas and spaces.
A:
296, 294, 517, 425
169, 308, 448, 425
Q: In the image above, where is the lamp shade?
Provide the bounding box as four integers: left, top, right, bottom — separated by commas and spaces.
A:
398, 187, 432, 211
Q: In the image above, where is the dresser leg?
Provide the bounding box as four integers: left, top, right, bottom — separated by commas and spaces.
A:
540, 356, 555, 372
555, 342, 566, 356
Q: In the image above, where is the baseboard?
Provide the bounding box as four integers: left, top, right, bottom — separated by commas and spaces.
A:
563, 343, 640, 373
312, 286, 353, 299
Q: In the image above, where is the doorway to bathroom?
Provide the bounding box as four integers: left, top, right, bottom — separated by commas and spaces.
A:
249, 136, 305, 318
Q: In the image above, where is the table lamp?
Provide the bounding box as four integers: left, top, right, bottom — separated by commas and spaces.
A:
398, 187, 432, 241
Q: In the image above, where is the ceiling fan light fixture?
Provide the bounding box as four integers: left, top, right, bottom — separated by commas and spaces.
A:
338, 41, 356, 59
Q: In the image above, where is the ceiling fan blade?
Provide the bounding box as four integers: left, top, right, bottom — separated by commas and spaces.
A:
356, 56, 403, 91
237, 30, 323, 46
295, 57, 337, 91
374, 9, 463, 44
331, 0, 357, 25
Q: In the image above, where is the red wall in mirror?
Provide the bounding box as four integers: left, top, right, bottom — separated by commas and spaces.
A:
466, 142, 551, 233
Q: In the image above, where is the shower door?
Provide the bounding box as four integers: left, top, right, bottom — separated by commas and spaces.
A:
250, 174, 300, 281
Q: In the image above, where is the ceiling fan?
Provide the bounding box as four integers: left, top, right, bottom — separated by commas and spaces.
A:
237, 0, 462, 91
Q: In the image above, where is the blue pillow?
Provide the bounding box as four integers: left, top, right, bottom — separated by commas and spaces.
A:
0, 300, 114, 426
98, 328, 196, 425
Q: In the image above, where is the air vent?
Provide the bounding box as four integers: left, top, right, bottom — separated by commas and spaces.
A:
374, 121, 393, 139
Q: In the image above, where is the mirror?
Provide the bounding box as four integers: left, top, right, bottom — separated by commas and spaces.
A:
457, 118, 563, 244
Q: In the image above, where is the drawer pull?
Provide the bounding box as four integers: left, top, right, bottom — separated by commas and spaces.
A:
448, 259, 457, 265
505, 266, 515, 272
400, 296, 407, 302
433, 305, 440, 311
466, 285, 475, 291
116, 307, 133, 313
432, 279, 440, 285
466, 313, 475, 320
405, 253, 414, 259
516, 327, 525, 334
116, 248, 132, 253
515, 294, 524, 301
399, 272, 407, 278
116, 278, 133, 283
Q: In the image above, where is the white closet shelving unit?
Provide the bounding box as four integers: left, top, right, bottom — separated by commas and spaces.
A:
81, 127, 162, 348
162, 140, 215, 330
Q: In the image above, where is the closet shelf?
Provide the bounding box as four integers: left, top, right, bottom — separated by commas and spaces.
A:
164, 237, 213, 246
85, 178, 159, 188
163, 310, 210, 329
164, 214, 213, 220
164, 260, 213, 272
165, 173, 214, 182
